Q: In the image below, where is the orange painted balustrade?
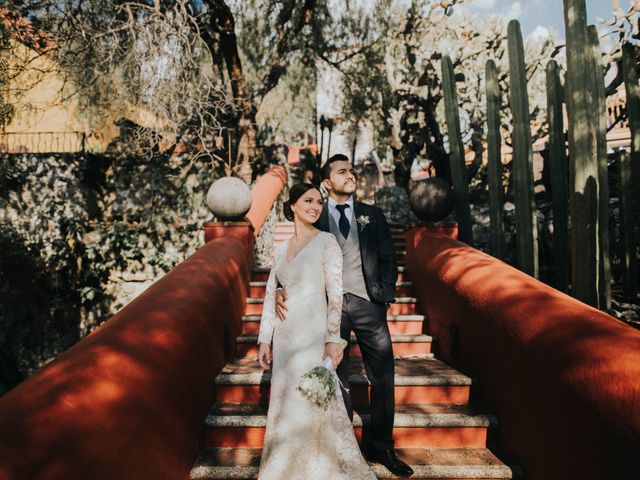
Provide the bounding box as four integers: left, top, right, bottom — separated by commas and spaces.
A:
246, 165, 287, 236
0, 166, 287, 480
406, 228, 640, 480
0, 236, 251, 480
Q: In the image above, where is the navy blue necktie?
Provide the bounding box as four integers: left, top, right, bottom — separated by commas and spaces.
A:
335, 204, 350, 240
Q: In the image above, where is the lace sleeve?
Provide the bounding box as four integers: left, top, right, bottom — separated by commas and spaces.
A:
322, 234, 343, 344
258, 252, 279, 345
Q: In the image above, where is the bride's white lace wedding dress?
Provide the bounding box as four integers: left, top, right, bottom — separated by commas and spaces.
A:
257, 231, 376, 480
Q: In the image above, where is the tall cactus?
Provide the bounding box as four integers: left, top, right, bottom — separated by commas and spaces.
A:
507, 20, 538, 278
545, 60, 569, 292
622, 42, 640, 246
563, 0, 600, 306
618, 151, 638, 298
442, 55, 473, 244
587, 25, 611, 310
621, 42, 640, 298
485, 59, 505, 259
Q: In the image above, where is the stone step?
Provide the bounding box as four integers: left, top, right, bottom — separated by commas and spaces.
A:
214, 356, 471, 406
191, 447, 514, 479
235, 332, 431, 358
252, 265, 408, 282
244, 297, 417, 316
241, 313, 425, 335
203, 403, 494, 449
248, 280, 415, 298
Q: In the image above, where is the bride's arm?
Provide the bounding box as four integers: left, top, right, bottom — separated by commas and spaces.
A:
322, 235, 344, 344
258, 254, 279, 346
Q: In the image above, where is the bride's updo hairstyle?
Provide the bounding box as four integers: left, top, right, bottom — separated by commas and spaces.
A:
283, 183, 320, 221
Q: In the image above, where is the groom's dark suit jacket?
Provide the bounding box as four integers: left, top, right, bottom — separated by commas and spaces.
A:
315, 200, 398, 304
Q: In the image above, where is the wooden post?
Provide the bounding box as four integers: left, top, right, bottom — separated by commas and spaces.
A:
618, 151, 638, 298
507, 20, 538, 278
587, 25, 611, 310
546, 60, 570, 292
563, 0, 600, 306
486, 59, 505, 260
442, 55, 473, 244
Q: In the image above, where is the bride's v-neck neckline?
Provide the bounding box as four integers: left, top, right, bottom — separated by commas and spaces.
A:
284, 232, 322, 264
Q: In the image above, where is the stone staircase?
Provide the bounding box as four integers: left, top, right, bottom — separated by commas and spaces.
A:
191, 223, 517, 479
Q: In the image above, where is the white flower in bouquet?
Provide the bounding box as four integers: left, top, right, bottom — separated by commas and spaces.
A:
296, 339, 348, 410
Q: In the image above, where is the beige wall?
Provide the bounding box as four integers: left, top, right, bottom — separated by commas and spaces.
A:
2, 40, 90, 152
1, 39, 170, 153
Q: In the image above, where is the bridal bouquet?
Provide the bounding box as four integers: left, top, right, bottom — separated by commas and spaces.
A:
297, 339, 348, 410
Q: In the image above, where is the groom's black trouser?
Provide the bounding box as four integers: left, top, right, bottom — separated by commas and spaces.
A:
337, 293, 395, 453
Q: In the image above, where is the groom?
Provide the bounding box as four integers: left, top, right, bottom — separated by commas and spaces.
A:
275, 154, 413, 477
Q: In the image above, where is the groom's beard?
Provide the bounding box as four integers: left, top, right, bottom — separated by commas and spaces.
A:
333, 190, 354, 197
331, 182, 356, 197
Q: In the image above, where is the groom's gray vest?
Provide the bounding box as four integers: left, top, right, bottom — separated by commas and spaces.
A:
329, 210, 370, 301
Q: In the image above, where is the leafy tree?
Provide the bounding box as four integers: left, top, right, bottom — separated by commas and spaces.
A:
594, 0, 640, 126
3, 0, 362, 177
334, 0, 557, 187
6, 0, 639, 182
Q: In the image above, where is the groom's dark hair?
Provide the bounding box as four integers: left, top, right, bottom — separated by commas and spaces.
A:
320, 153, 350, 181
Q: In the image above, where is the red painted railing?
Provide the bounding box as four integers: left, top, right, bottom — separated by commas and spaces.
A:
406, 228, 640, 480
0, 166, 286, 480
246, 165, 287, 236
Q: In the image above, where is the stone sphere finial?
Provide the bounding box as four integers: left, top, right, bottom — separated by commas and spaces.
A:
206, 176, 252, 221
409, 177, 455, 222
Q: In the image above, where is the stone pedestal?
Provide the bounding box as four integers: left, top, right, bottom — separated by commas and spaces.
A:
206, 177, 252, 221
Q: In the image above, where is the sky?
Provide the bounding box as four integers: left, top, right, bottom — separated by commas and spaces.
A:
465, 0, 615, 41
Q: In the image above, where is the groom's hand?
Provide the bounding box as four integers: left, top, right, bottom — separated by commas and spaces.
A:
323, 342, 344, 369
275, 289, 288, 321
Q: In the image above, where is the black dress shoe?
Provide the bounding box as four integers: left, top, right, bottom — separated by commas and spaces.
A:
367, 448, 414, 477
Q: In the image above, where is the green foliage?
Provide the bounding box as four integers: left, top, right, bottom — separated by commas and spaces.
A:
0, 152, 215, 392
0, 223, 65, 394
233, 0, 378, 148
0, 154, 92, 393
254, 54, 318, 146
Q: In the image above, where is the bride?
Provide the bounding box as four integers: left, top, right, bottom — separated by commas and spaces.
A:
257, 183, 376, 479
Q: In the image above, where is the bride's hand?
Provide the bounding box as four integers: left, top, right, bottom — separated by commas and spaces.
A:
323, 342, 343, 370
258, 343, 272, 370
